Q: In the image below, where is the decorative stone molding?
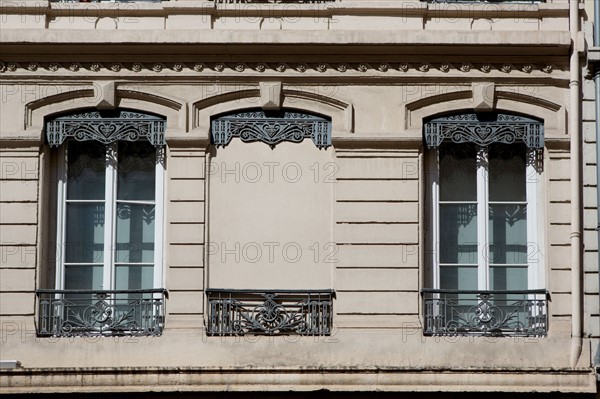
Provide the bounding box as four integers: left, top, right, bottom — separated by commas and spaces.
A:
0, 61, 559, 76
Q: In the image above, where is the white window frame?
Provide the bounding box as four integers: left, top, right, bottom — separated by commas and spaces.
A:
426, 144, 545, 291
54, 141, 165, 291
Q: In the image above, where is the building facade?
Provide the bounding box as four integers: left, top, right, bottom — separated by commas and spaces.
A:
0, 0, 598, 395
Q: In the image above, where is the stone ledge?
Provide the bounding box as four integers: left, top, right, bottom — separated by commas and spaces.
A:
0, 368, 596, 394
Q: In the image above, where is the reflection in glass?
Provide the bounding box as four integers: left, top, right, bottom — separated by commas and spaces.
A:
439, 143, 477, 201
440, 265, 478, 291
65, 203, 104, 263
115, 204, 155, 263
115, 265, 154, 291
67, 141, 106, 200
64, 265, 103, 290
489, 204, 527, 264
489, 143, 526, 202
490, 266, 528, 291
117, 141, 155, 201
440, 204, 478, 264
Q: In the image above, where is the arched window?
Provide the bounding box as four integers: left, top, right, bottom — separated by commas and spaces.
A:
205, 108, 334, 336
423, 111, 547, 337
37, 109, 167, 337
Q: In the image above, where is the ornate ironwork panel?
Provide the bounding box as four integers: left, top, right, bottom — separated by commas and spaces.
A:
206, 289, 335, 336
421, 289, 548, 337
36, 289, 167, 337
211, 110, 332, 149
424, 113, 544, 149
46, 110, 166, 147
214, 0, 334, 2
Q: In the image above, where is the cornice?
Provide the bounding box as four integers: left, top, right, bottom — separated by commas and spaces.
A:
0, 61, 561, 78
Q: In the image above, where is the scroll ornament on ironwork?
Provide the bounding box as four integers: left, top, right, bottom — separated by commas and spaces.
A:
211, 110, 332, 149
424, 113, 544, 149
235, 294, 315, 335
208, 291, 333, 336
46, 110, 166, 147
42, 293, 163, 336
442, 293, 546, 336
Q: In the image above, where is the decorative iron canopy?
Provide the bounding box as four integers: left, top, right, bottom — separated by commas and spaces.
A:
46, 110, 166, 147
211, 109, 332, 149
424, 112, 543, 149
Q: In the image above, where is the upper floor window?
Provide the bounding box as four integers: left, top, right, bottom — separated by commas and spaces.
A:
422, 112, 547, 337
37, 109, 167, 337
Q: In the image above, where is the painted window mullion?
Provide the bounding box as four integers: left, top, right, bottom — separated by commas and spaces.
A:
526, 153, 541, 289
56, 145, 68, 290
431, 151, 441, 289
103, 143, 117, 291
153, 147, 165, 289
476, 146, 489, 291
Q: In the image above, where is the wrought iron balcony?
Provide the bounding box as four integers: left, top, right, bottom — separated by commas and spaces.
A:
51, 1, 163, 3
36, 289, 167, 337
421, 289, 548, 337
206, 289, 335, 336
424, 1, 544, 3
214, 1, 335, 3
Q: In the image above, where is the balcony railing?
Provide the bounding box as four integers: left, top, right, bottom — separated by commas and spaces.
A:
36, 289, 167, 337
214, 1, 335, 2
50, 1, 163, 3
421, 289, 548, 337
206, 289, 335, 336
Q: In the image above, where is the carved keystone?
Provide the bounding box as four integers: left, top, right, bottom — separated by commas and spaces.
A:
260, 81, 282, 110
472, 82, 495, 111
94, 81, 117, 110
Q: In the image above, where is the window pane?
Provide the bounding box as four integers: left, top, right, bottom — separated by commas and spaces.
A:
64, 265, 103, 290
439, 143, 477, 201
440, 266, 478, 291
67, 141, 106, 200
440, 204, 478, 264
115, 265, 154, 290
115, 204, 155, 263
490, 266, 527, 291
117, 141, 156, 201
489, 143, 526, 202
489, 204, 527, 264
65, 203, 104, 263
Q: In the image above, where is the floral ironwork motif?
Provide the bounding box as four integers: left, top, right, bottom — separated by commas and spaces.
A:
424, 112, 544, 149
36, 289, 167, 337
46, 110, 166, 147
206, 289, 334, 336
211, 109, 331, 149
421, 289, 548, 337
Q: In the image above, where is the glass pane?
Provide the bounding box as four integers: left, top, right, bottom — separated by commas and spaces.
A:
117, 141, 156, 201
64, 265, 103, 290
490, 266, 528, 291
67, 141, 106, 200
439, 143, 477, 201
489, 143, 526, 202
440, 204, 478, 264
489, 204, 527, 264
115, 204, 155, 263
115, 265, 154, 290
440, 266, 478, 291
65, 203, 105, 263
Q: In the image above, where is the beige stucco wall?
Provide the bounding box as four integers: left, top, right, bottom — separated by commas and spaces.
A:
0, 0, 597, 394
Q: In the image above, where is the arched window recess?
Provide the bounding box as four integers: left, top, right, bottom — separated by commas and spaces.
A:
37, 108, 167, 338
211, 108, 332, 149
